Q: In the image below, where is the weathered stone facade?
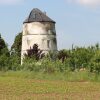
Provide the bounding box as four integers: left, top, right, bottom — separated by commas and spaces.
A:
21, 8, 57, 64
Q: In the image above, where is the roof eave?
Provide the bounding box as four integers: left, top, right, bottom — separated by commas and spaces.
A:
23, 21, 56, 24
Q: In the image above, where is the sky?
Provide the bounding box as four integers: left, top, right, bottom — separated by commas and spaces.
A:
0, 0, 100, 50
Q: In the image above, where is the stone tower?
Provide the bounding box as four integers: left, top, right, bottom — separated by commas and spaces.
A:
21, 8, 57, 63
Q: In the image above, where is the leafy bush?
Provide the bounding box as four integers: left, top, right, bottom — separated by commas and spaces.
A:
22, 58, 42, 71
24, 44, 45, 61
89, 50, 100, 74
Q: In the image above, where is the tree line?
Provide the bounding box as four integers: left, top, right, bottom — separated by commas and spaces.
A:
0, 33, 100, 74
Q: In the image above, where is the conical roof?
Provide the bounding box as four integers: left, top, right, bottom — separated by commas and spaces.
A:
23, 8, 55, 23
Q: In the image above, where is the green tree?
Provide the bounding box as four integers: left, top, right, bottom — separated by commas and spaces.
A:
0, 34, 9, 55
9, 32, 22, 68
11, 32, 22, 57
0, 34, 9, 70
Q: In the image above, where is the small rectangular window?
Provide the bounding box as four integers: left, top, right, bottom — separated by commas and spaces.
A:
48, 30, 51, 34
47, 40, 50, 48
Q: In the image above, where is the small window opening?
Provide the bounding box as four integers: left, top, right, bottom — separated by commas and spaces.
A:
48, 30, 51, 34
47, 40, 50, 48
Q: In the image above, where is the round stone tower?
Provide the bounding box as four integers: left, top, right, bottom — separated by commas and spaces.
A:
21, 8, 57, 63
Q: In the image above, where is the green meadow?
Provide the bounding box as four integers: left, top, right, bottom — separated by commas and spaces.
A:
0, 71, 100, 100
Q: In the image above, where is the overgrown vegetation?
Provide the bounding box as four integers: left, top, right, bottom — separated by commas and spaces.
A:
0, 33, 100, 81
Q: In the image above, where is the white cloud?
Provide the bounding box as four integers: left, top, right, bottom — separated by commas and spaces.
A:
77, 0, 100, 6
67, 0, 100, 6
0, 0, 24, 5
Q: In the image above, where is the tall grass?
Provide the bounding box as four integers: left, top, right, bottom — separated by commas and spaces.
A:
0, 71, 100, 82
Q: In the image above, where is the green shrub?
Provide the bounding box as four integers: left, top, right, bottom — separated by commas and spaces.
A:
89, 50, 100, 74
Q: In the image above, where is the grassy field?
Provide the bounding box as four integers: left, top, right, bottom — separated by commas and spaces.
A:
0, 71, 100, 100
